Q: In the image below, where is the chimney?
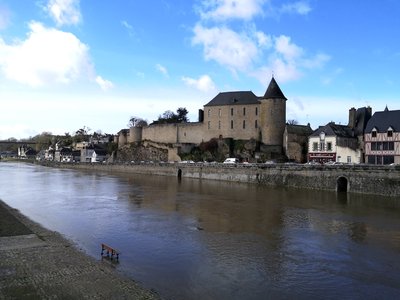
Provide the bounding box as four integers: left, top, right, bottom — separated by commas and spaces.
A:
348, 107, 356, 129
366, 106, 372, 117
198, 109, 204, 122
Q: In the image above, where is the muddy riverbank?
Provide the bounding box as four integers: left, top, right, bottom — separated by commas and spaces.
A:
0, 199, 159, 299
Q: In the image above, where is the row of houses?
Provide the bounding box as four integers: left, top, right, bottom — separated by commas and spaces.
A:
29, 143, 109, 163
287, 106, 400, 165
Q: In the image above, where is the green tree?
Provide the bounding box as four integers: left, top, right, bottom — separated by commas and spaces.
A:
155, 108, 189, 124
176, 107, 189, 123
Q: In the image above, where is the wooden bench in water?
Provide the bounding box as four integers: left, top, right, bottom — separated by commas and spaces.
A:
101, 243, 120, 260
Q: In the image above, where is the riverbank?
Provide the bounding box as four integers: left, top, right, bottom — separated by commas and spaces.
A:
0, 199, 159, 299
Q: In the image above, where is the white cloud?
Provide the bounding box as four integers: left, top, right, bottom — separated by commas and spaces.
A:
46, 0, 81, 26
280, 1, 312, 15
255, 31, 272, 48
121, 20, 135, 37
199, 0, 266, 21
250, 35, 331, 83
193, 23, 329, 83
95, 75, 114, 91
0, 22, 93, 87
274, 35, 303, 62
192, 24, 258, 72
156, 64, 169, 77
192, 0, 324, 84
182, 74, 216, 92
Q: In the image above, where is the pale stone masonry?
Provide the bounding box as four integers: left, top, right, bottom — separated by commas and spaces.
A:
117, 77, 287, 156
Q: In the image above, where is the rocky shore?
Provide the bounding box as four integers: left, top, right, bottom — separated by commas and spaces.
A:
0, 199, 160, 299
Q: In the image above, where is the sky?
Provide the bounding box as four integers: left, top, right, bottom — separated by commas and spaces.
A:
0, 0, 399, 140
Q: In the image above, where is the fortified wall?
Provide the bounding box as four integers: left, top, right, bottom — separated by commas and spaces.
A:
141, 122, 206, 144
49, 162, 400, 197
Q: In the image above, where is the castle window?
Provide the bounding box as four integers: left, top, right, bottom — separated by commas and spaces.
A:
231, 108, 233, 116
218, 121, 221, 129
255, 120, 258, 128
208, 109, 211, 118
320, 142, 325, 151
313, 142, 318, 151
255, 107, 258, 116
243, 120, 246, 129
388, 128, 393, 137
243, 107, 246, 115
327, 142, 332, 151
372, 128, 377, 138
219, 109, 222, 117
231, 120, 233, 129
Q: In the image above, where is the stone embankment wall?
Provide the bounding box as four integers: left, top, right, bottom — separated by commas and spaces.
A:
45, 162, 400, 197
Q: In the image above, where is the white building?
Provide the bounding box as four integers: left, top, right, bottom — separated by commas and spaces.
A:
308, 123, 361, 164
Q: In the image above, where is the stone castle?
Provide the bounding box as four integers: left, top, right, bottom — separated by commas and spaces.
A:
117, 77, 288, 161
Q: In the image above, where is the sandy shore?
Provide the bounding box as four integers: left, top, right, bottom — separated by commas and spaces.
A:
0, 199, 160, 299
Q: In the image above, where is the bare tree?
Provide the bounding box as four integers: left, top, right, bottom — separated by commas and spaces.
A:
128, 116, 148, 128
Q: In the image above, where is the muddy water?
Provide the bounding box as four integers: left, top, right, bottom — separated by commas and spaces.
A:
1, 162, 400, 299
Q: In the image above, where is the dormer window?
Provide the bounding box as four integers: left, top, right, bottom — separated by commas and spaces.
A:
371, 128, 377, 138
387, 127, 393, 138
319, 132, 325, 141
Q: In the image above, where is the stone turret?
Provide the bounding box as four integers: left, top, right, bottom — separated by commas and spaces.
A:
259, 77, 287, 146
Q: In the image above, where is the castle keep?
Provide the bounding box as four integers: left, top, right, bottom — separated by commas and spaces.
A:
117, 77, 287, 160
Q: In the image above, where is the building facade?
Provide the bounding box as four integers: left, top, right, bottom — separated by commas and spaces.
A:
308, 107, 371, 164
284, 123, 313, 163
308, 123, 361, 164
364, 108, 400, 165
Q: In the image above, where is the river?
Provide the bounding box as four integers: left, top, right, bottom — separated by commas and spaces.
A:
1, 162, 400, 299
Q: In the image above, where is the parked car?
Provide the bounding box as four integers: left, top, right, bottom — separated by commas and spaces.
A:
223, 158, 239, 164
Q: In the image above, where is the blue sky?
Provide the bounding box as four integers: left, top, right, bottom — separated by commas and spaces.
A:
0, 0, 399, 139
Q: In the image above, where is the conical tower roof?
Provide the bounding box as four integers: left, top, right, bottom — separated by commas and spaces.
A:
263, 77, 287, 100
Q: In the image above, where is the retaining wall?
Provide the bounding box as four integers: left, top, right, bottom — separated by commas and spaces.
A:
45, 162, 400, 197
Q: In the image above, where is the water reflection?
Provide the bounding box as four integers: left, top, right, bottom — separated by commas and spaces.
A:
0, 162, 400, 300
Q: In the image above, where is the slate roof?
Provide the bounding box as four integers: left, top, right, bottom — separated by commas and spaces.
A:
264, 77, 287, 100
286, 124, 313, 135
204, 91, 259, 106
365, 109, 400, 133
310, 123, 355, 138
204, 77, 287, 107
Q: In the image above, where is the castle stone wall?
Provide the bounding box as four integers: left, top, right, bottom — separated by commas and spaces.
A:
142, 124, 178, 144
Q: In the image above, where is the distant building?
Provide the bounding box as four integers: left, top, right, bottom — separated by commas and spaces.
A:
284, 123, 313, 163
18, 145, 37, 159
81, 145, 108, 163
308, 107, 371, 164
364, 107, 400, 165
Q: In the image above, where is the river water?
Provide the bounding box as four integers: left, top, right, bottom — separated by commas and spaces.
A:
1, 162, 400, 299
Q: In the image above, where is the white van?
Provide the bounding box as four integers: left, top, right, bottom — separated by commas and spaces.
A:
223, 158, 239, 164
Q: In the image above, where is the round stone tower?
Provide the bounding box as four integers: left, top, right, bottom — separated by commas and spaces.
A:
128, 126, 143, 143
259, 77, 287, 146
